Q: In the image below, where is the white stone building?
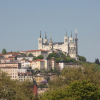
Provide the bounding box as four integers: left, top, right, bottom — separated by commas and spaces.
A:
38, 29, 78, 60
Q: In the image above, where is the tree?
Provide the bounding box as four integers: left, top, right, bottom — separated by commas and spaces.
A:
41, 80, 100, 100
95, 58, 100, 65
28, 53, 34, 57
33, 55, 43, 60
48, 53, 59, 59
2, 48, 7, 54
37, 55, 43, 59
78, 55, 86, 62
0, 71, 35, 100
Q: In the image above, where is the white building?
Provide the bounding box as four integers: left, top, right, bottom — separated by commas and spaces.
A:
21, 50, 48, 58
59, 60, 65, 70
38, 29, 78, 60
17, 57, 33, 61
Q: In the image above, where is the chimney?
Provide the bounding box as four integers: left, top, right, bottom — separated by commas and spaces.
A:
33, 82, 37, 96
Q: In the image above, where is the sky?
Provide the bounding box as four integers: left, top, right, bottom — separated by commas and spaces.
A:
0, 0, 100, 62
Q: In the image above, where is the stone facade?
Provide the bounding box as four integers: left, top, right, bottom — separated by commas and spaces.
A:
38, 29, 78, 60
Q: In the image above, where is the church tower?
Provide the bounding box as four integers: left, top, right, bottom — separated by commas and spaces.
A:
64, 30, 69, 54
49, 36, 53, 53
69, 30, 76, 59
44, 32, 48, 44
38, 31, 43, 50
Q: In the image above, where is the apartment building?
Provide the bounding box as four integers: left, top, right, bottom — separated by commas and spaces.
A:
18, 72, 33, 82
0, 63, 21, 80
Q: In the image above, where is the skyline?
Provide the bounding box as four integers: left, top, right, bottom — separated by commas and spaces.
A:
0, 0, 100, 62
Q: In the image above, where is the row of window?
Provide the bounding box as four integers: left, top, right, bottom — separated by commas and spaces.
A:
19, 76, 32, 78
11, 76, 17, 78
19, 79, 31, 81
69, 50, 76, 54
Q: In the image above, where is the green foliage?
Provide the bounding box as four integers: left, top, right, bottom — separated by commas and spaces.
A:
41, 80, 100, 100
55, 58, 63, 63
28, 53, 34, 57
78, 55, 86, 62
2, 48, 7, 54
38, 55, 43, 59
95, 58, 100, 65
48, 65, 100, 90
0, 71, 35, 100
38, 84, 48, 88
22, 57, 27, 60
33, 55, 43, 60
48, 52, 59, 59
48, 52, 77, 63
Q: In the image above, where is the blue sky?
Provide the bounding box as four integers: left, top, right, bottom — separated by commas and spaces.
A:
0, 0, 100, 62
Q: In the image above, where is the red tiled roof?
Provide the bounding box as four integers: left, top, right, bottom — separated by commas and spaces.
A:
24, 49, 47, 52
18, 72, 32, 74
9, 53, 19, 55
3, 53, 19, 56
29, 61, 32, 63
56, 63, 59, 65
0, 62, 20, 64
0, 67, 17, 68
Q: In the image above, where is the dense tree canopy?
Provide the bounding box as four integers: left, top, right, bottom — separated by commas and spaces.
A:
41, 80, 100, 100
33, 55, 43, 60
28, 53, 34, 57
78, 55, 86, 62
48, 52, 59, 59
47, 52, 77, 63
0, 71, 35, 100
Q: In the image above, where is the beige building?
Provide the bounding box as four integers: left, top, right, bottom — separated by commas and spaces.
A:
32, 59, 45, 70
31, 58, 55, 71
0, 63, 21, 80
18, 72, 33, 82
21, 49, 48, 58
33, 74, 45, 83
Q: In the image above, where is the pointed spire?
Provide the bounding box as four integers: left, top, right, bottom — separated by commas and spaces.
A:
50, 36, 52, 40
50, 36, 52, 43
45, 32, 47, 39
71, 30, 72, 37
75, 29, 77, 39
66, 29, 67, 36
40, 31, 41, 38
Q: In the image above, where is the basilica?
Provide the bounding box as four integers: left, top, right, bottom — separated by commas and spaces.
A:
38, 29, 78, 60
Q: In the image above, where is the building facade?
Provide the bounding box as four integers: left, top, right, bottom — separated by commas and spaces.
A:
38, 29, 78, 59
0, 63, 21, 80
21, 50, 48, 58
